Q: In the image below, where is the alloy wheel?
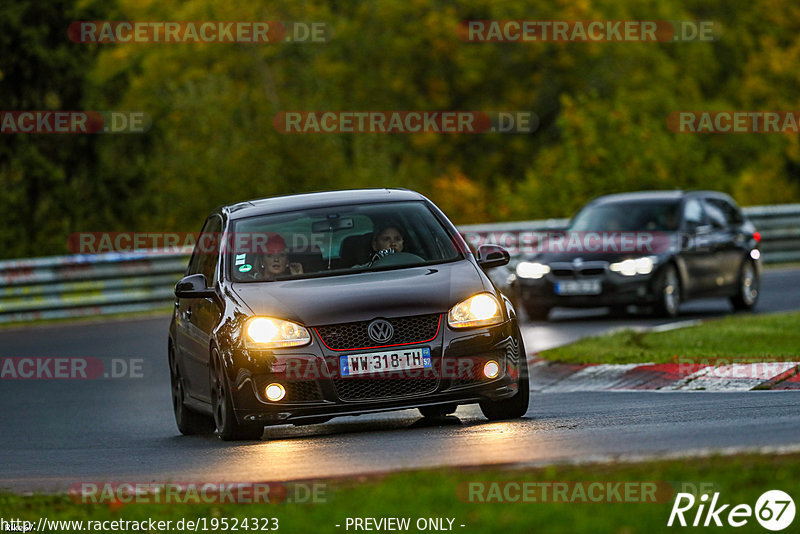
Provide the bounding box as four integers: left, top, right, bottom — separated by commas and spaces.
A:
662, 267, 680, 316
741, 262, 758, 306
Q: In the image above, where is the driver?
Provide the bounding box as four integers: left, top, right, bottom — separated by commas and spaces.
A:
257, 233, 303, 279
370, 224, 404, 263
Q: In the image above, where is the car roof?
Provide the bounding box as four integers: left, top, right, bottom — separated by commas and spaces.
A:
219, 189, 427, 220
590, 190, 736, 206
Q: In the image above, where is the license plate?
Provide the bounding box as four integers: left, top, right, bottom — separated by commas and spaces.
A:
555, 280, 602, 295
340, 347, 431, 376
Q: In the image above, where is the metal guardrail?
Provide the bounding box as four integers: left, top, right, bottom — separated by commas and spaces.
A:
742, 204, 800, 264
1, 204, 798, 324
0, 252, 190, 323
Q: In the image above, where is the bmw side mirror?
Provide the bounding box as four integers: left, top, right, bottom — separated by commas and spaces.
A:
175, 274, 217, 300
686, 221, 711, 235
476, 244, 510, 269
695, 224, 713, 235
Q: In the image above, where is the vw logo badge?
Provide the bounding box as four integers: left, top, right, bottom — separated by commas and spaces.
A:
368, 319, 394, 344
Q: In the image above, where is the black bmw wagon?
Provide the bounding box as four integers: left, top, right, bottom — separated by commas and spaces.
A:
169, 189, 528, 440
512, 190, 761, 320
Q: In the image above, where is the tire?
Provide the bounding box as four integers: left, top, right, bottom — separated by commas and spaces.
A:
479, 354, 530, 421
730, 260, 759, 311
169, 346, 215, 435
524, 304, 550, 321
210, 347, 264, 441
418, 403, 457, 418
653, 264, 681, 318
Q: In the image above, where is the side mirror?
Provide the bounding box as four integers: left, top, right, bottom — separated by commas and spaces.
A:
175, 274, 217, 300
695, 224, 713, 235
685, 221, 711, 235
476, 244, 510, 269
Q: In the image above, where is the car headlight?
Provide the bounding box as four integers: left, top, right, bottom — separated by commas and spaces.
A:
516, 262, 550, 279
245, 317, 311, 348
609, 256, 656, 276
448, 293, 502, 328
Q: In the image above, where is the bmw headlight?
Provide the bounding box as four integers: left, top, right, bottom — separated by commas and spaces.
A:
448, 293, 502, 328
245, 317, 311, 348
516, 262, 550, 279
609, 256, 656, 276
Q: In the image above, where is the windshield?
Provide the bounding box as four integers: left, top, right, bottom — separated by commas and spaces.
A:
228, 201, 463, 282
569, 200, 680, 232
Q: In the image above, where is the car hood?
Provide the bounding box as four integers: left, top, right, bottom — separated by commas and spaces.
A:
231, 260, 487, 326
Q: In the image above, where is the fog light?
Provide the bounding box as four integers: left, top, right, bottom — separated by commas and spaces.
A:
483, 360, 500, 379
265, 383, 286, 402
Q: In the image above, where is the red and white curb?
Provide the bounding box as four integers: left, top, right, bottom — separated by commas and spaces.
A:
528, 358, 800, 392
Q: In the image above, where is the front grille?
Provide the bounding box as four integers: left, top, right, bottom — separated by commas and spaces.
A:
551, 266, 607, 278
283, 381, 322, 402
332, 378, 438, 401
451, 370, 485, 387
315, 314, 441, 350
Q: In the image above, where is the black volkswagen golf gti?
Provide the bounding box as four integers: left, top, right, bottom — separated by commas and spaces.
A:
512, 190, 761, 320
169, 189, 528, 440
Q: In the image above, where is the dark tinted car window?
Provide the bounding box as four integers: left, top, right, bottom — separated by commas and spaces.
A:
229, 201, 462, 282
187, 215, 222, 282
706, 197, 744, 225
569, 200, 680, 231
703, 200, 728, 229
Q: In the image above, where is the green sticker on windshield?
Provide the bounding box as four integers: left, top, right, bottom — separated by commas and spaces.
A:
238, 264, 253, 273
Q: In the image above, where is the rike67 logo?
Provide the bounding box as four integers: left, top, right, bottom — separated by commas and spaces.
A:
668, 490, 795, 530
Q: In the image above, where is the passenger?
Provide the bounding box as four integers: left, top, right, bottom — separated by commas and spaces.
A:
258, 233, 303, 279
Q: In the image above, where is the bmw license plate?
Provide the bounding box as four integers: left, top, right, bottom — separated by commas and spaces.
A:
555, 280, 602, 295
340, 347, 432, 376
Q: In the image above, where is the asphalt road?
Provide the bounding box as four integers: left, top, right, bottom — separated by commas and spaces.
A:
2, 267, 799, 492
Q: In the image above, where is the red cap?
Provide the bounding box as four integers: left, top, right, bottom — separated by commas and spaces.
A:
265, 233, 287, 254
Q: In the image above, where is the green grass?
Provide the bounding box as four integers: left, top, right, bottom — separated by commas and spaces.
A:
540, 311, 800, 364
2, 453, 798, 533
